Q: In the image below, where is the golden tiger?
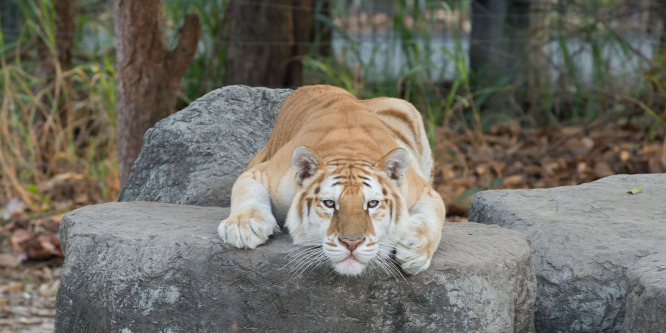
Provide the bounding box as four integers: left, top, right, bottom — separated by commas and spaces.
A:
218, 85, 446, 276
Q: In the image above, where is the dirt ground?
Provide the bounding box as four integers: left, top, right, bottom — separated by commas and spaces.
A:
1, 198, 65, 331
0, 264, 60, 332
0, 119, 664, 329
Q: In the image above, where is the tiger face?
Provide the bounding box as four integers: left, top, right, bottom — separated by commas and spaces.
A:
285, 146, 410, 276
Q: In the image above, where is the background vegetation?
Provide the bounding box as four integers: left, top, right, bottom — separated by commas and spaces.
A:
1, 0, 664, 215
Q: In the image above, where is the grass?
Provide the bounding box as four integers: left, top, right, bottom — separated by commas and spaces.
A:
0, 0, 664, 210
0, 0, 117, 209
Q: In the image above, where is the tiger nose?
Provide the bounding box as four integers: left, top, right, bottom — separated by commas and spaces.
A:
338, 237, 365, 252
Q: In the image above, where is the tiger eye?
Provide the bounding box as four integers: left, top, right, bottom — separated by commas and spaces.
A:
323, 200, 336, 208
367, 200, 379, 208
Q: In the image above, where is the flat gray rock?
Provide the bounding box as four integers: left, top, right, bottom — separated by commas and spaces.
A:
470, 174, 666, 332
56, 202, 536, 332
118, 85, 293, 207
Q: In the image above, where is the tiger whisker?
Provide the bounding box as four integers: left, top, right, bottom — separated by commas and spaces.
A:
288, 248, 325, 274
286, 245, 321, 260
287, 239, 323, 253
284, 252, 320, 272
298, 254, 328, 278
292, 252, 328, 278
371, 259, 394, 280
285, 246, 319, 260
373, 247, 405, 281
370, 258, 392, 278
373, 255, 405, 281
285, 240, 324, 259
387, 260, 406, 281
280, 247, 321, 273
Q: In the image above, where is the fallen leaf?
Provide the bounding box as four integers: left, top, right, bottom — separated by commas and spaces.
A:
30, 307, 54, 317
19, 317, 42, 325
627, 185, 643, 195
21, 235, 63, 261
502, 175, 525, 187
576, 162, 588, 174
0, 254, 19, 268
74, 193, 89, 204
475, 164, 488, 176
620, 151, 630, 161
7, 283, 23, 293
10, 229, 34, 254
594, 162, 614, 178
648, 157, 663, 173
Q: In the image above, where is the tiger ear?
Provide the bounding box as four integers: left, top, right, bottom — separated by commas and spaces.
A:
291, 146, 323, 184
377, 148, 410, 183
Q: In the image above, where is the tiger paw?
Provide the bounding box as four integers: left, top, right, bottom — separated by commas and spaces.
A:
395, 236, 432, 275
218, 209, 277, 249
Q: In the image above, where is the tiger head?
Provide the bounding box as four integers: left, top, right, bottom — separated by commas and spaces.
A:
285, 146, 410, 276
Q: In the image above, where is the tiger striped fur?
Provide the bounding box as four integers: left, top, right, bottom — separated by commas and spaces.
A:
218, 85, 446, 276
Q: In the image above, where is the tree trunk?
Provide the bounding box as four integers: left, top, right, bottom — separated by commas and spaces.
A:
35, 0, 74, 82
54, 0, 74, 71
660, 0, 666, 57
527, 0, 550, 119
1, 1, 21, 43
470, 0, 531, 89
113, 0, 201, 185
35, 0, 75, 127
223, 0, 314, 87
312, 0, 333, 58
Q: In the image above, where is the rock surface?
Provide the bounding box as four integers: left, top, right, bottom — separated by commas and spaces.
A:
56, 202, 536, 332
117, 85, 293, 207
470, 174, 666, 333
623, 252, 666, 332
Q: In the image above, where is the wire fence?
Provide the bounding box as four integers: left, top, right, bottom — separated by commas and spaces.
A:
1, 0, 665, 201
1, 0, 664, 102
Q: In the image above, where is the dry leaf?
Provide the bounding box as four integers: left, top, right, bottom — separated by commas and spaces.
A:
10, 229, 34, 254
648, 157, 663, 173
0, 254, 19, 268
620, 151, 630, 161
594, 162, 614, 178
502, 175, 525, 187
7, 283, 23, 293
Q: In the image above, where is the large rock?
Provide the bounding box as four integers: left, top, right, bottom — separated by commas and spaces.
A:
56, 202, 536, 332
623, 252, 666, 332
118, 85, 293, 207
470, 174, 666, 332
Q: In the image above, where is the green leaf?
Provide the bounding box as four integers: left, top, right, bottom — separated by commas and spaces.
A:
627, 185, 643, 195
27, 184, 39, 194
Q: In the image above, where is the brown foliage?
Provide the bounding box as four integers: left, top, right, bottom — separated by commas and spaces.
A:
433, 120, 666, 219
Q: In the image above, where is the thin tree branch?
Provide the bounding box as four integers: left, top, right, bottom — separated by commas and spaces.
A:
166, 12, 202, 80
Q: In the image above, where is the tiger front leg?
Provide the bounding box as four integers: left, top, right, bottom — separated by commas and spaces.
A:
218, 170, 278, 249
395, 191, 446, 275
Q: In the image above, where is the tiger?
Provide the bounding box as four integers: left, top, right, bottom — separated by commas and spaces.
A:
218, 85, 446, 276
